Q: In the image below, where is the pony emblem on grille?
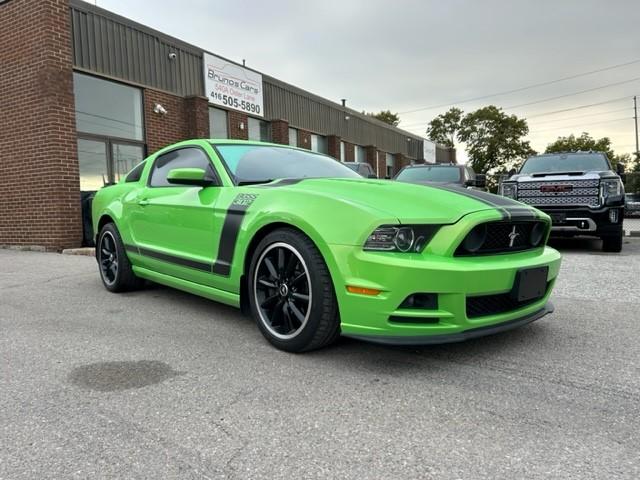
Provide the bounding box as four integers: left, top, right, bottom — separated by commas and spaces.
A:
508, 226, 520, 248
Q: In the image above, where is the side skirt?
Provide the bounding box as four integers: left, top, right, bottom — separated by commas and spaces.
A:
132, 266, 241, 309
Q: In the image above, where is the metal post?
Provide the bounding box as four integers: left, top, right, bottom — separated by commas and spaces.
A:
634, 96, 639, 159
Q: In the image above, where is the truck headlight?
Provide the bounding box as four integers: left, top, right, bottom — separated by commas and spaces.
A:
600, 179, 622, 197
364, 225, 440, 253
501, 183, 518, 199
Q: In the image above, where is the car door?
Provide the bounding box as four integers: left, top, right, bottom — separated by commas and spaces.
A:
127, 146, 224, 286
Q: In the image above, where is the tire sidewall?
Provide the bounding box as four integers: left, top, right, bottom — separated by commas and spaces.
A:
248, 229, 333, 352
97, 223, 127, 292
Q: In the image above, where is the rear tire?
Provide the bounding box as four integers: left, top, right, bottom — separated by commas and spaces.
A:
97, 223, 144, 292
602, 233, 623, 253
248, 228, 340, 352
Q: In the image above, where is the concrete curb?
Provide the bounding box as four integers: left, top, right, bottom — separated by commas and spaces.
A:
61, 248, 95, 257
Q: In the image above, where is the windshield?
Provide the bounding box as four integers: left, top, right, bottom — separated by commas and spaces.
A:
396, 166, 461, 183
520, 153, 609, 174
213, 144, 361, 184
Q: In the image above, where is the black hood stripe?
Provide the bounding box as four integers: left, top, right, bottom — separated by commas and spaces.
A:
423, 184, 537, 220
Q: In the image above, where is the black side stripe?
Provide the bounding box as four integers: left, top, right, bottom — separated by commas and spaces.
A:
124, 244, 211, 272
124, 194, 258, 277
212, 206, 248, 276
211, 193, 258, 276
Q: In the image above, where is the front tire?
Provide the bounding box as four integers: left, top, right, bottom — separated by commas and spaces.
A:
248, 228, 340, 352
601, 233, 623, 253
97, 223, 144, 292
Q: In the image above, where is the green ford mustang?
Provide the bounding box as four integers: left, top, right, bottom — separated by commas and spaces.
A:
92, 139, 562, 352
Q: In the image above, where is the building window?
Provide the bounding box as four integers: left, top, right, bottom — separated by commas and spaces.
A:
340, 141, 345, 161
311, 134, 327, 154
355, 145, 365, 163
248, 117, 270, 141
288, 127, 298, 147
74, 73, 143, 141
73, 73, 145, 191
209, 107, 228, 139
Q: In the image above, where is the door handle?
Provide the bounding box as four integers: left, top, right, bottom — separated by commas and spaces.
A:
137, 199, 149, 206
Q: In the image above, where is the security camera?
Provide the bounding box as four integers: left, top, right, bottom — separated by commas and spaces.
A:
168, 52, 177, 60
153, 103, 167, 115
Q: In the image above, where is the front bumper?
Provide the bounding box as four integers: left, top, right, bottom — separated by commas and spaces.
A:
535, 206, 624, 237
346, 302, 554, 345
328, 239, 562, 342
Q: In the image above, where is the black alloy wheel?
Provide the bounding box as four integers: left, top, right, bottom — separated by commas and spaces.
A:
254, 242, 312, 340
99, 231, 119, 287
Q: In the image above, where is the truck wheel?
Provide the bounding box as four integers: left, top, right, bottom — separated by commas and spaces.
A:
602, 234, 623, 253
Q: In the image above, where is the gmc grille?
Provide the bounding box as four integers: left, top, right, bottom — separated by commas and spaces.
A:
517, 179, 599, 207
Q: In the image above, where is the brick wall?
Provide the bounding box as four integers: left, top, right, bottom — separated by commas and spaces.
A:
394, 153, 410, 173
297, 129, 311, 149
343, 142, 355, 162
228, 111, 249, 140
375, 150, 387, 178
185, 96, 210, 140
365, 146, 378, 176
270, 119, 289, 145
327, 135, 341, 160
145, 91, 210, 154
0, 0, 82, 250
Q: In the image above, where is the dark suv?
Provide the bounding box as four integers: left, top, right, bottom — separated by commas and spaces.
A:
500, 151, 625, 252
393, 163, 486, 189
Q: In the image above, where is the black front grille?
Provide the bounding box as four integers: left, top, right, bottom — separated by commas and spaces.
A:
455, 221, 546, 256
466, 282, 551, 318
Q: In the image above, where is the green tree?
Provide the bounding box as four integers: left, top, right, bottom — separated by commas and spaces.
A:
426, 107, 463, 147
544, 132, 634, 170
366, 110, 400, 127
457, 106, 534, 174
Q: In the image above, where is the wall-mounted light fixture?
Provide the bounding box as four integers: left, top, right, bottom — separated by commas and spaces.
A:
153, 103, 167, 115
344, 115, 350, 121
239, 122, 245, 130
168, 52, 177, 60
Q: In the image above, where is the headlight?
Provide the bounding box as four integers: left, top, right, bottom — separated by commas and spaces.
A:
364, 225, 440, 253
600, 179, 622, 197
500, 182, 518, 199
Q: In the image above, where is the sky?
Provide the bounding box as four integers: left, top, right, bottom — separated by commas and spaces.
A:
87, 0, 640, 162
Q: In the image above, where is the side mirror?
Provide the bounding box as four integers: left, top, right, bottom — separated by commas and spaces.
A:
368, 174, 378, 179
616, 163, 625, 175
167, 168, 213, 187
475, 174, 487, 189
508, 168, 517, 177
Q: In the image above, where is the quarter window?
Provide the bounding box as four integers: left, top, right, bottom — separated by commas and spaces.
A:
149, 148, 216, 187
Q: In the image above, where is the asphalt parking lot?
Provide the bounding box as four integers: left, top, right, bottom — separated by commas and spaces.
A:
1, 239, 639, 479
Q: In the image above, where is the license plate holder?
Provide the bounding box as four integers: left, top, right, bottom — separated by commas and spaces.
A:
511, 266, 548, 302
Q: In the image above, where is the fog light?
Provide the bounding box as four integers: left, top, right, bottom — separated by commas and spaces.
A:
609, 209, 618, 223
399, 293, 438, 309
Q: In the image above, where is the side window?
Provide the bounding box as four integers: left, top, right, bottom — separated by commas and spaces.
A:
125, 161, 146, 183
149, 148, 216, 187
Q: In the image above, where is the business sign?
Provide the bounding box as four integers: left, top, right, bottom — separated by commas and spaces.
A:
203, 52, 264, 117
423, 139, 436, 163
